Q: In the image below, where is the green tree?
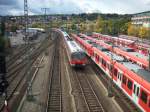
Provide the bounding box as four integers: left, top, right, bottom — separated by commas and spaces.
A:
120, 22, 129, 34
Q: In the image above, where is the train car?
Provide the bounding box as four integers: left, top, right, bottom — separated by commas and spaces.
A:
62, 31, 87, 67
72, 34, 150, 112
93, 33, 150, 55
80, 33, 149, 69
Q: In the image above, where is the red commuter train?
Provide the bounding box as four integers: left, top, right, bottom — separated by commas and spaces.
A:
72, 33, 150, 112
93, 33, 150, 56
80, 33, 149, 69
61, 31, 87, 67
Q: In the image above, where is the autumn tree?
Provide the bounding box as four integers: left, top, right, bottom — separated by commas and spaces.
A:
127, 24, 139, 36
146, 28, 150, 39
86, 22, 95, 33
139, 27, 147, 39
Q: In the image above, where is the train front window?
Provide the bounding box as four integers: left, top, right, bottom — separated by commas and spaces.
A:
71, 52, 86, 60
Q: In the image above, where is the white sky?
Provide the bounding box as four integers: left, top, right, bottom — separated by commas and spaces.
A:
0, 0, 150, 15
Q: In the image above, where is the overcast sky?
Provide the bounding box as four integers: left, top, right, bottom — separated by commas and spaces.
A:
0, 0, 150, 15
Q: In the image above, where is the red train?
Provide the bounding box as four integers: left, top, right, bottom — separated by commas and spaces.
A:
80, 33, 149, 69
61, 31, 87, 67
93, 33, 150, 56
72, 33, 150, 112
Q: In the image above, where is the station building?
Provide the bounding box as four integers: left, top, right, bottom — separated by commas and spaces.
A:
131, 11, 150, 28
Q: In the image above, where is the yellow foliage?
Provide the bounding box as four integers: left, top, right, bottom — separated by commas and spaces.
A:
139, 27, 148, 38
127, 24, 139, 36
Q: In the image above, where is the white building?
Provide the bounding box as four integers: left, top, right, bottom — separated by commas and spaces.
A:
131, 11, 150, 28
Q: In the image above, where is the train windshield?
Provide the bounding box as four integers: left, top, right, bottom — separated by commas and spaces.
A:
71, 52, 86, 60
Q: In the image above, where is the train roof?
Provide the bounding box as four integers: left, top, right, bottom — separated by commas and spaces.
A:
98, 43, 150, 83
67, 41, 84, 53
119, 46, 149, 61
122, 62, 150, 82
119, 46, 135, 52
129, 52, 149, 61
104, 52, 125, 62
79, 34, 150, 83
62, 31, 69, 37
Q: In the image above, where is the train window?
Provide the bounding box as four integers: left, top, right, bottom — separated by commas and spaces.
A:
140, 90, 148, 104
122, 75, 127, 85
104, 61, 106, 67
109, 65, 113, 72
118, 72, 122, 80
133, 84, 136, 94
96, 55, 99, 61
71, 52, 86, 60
102, 59, 106, 67
117, 73, 120, 79
137, 87, 139, 96
127, 79, 133, 90
106, 63, 109, 69
99, 57, 102, 63
114, 68, 118, 77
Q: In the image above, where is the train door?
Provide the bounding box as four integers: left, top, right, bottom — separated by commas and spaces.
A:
117, 70, 123, 87
132, 82, 140, 104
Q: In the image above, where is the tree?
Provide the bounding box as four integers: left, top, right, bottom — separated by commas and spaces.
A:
87, 23, 95, 33
120, 22, 129, 34
95, 16, 104, 33
146, 28, 150, 39
139, 27, 148, 39
127, 24, 139, 36
80, 23, 86, 33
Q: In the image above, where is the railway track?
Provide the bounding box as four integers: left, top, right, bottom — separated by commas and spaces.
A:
6, 44, 37, 72
89, 59, 142, 112
0, 36, 53, 111
6, 45, 30, 67
46, 37, 62, 112
72, 68, 105, 112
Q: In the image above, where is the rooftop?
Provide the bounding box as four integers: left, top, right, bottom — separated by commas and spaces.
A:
133, 11, 150, 16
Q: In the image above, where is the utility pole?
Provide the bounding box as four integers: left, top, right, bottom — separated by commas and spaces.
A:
24, 0, 28, 45
41, 8, 50, 30
24, 0, 33, 101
